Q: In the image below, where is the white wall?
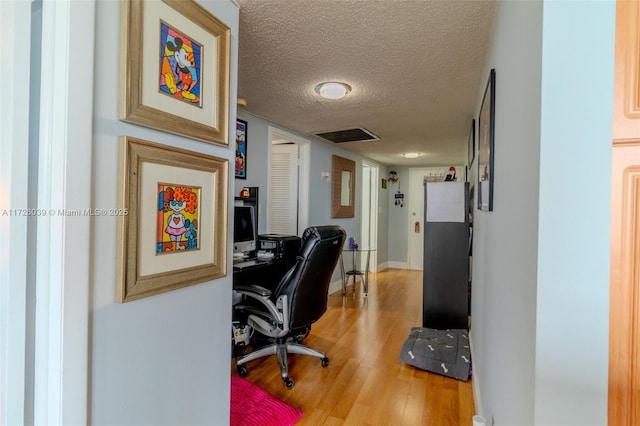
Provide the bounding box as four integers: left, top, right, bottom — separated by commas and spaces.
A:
90, 1, 238, 424
1, 1, 32, 424
386, 166, 409, 266
534, 1, 613, 424
470, 1, 542, 423
471, 1, 614, 425
236, 112, 388, 275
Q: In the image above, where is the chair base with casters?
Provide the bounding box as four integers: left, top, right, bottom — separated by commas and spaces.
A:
231, 225, 346, 389
235, 334, 329, 389
233, 291, 331, 389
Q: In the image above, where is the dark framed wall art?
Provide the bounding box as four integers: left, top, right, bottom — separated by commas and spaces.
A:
478, 69, 496, 212
468, 118, 476, 166
235, 119, 247, 179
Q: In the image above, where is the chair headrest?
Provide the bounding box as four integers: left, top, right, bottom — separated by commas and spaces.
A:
301, 225, 346, 243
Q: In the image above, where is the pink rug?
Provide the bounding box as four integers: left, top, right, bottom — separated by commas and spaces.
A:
230, 376, 303, 426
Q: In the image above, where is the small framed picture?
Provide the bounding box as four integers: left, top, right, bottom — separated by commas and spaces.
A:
235, 119, 247, 179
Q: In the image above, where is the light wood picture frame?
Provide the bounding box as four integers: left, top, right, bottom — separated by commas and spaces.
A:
116, 136, 228, 303
331, 155, 356, 218
119, 0, 231, 146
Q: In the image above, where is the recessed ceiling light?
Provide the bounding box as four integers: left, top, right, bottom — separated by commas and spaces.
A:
402, 152, 421, 158
314, 82, 352, 99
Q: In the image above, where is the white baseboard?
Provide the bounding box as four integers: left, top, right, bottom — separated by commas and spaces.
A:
376, 262, 389, 272
469, 330, 483, 418
388, 261, 408, 269
328, 278, 344, 295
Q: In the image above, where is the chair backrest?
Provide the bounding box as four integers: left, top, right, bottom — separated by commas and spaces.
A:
273, 226, 346, 329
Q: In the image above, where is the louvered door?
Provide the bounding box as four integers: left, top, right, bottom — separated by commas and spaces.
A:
268, 144, 299, 234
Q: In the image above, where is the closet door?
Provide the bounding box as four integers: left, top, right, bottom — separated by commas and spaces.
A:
610, 1, 640, 424
268, 143, 299, 235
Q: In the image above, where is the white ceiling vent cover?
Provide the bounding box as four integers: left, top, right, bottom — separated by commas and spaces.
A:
313, 127, 380, 144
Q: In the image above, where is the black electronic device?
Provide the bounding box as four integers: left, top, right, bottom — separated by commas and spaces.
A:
233, 205, 256, 255
258, 234, 301, 268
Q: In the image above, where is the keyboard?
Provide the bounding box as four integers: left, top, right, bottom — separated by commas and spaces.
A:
234, 259, 264, 268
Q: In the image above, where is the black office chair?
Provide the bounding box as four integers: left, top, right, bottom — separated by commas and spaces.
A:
233, 225, 346, 389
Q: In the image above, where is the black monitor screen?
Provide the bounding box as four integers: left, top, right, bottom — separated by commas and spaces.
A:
234, 206, 255, 243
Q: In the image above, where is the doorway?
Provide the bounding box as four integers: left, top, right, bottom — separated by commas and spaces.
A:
361, 162, 378, 272
267, 126, 310, 236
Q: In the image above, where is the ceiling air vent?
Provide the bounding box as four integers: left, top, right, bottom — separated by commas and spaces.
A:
313, 127, 379, 144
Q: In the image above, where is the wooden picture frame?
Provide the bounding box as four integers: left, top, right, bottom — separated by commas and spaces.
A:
116, 136, 228, 303
478, 69, 496, 212
235, 119, 247, 179
331, 155, 355, 218
119, 0, 231, 146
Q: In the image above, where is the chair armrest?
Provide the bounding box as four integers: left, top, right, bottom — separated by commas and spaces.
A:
234, 284, 272, 297
234, 288, 286, 328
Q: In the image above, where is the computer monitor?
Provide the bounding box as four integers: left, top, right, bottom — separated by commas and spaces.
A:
233, 205, 256, 255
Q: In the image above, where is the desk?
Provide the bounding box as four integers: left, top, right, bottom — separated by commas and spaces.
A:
340, 248, 375, 296
233, 258, 288, 291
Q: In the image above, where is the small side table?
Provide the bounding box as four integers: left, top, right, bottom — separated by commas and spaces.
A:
340, 248, 375, 296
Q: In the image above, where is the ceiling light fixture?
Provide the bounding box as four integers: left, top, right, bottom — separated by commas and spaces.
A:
402, 152, 421, 159
314, 82, 352, 99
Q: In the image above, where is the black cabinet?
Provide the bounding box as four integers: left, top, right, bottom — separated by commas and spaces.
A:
422, 182, 470, 329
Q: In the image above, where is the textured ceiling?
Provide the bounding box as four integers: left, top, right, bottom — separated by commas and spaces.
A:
236, 0, 497, 166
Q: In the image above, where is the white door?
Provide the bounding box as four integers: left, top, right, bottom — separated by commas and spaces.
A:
361, 163, 378, 272
268, 143, 299, 234
407, 168, 428, 270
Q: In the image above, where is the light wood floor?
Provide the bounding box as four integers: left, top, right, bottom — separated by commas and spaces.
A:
231, 268, 475, 425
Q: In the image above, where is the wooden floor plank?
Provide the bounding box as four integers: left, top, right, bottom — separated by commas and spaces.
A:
232, 268, 475, 425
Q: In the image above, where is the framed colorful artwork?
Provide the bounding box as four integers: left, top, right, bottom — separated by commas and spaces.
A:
235, 119, 247, 179
478, 69, 496, 212
116, 136, 228, 303
119, 0, 231, 146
